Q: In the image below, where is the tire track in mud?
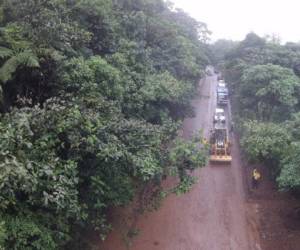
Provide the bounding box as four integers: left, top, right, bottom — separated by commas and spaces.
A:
98, 75, 261, 250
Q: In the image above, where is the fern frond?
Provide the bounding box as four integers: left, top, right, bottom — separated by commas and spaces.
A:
0, 51, 40, 83
0, 46, 13, 59
0, 56, 18, 83
17, 51, 40, 68
36, 48, 65, 61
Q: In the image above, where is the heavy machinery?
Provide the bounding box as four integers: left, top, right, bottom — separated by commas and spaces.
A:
209, 123, 232, 164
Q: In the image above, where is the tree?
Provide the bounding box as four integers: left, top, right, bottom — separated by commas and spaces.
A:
240, 64, 300, 121
2, 0, 91, 52
169, 136, 208, 193
210, 39, 238, 65
213, 32, 300, 194
72, 0, 117, 54
0, 0, 210, 248
240, 121, 291, 168
278, 142, 300, 191
0, 23, 40, 83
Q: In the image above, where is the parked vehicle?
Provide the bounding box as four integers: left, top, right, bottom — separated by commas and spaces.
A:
217, 81, 229, 105
217, 92, 228, 105
217, 81, 226, 88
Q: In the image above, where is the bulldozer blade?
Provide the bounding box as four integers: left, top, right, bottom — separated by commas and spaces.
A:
209, 155, 232, 164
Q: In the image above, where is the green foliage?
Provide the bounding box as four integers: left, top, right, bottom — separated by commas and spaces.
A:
0, 107, 80, 215
209, 39, 238, 66
0, 50, 39, 83
240, 121, 291, 164
173, 176, 198, 195
278, 115, 300, 190
169, 136, 208, 182
240, 64, 300, 121
0, 221, 5, 249
277, 142, 300, 190
3, 0, 91, 51
0, 46, 12, 58
4, 215, 57, 250
141, 72, 185, 102
0, 24, 40, 83
0, 0, 210, 248
212, 32, 300, 193
285, 112, 300, 140
61, 56, 123, 100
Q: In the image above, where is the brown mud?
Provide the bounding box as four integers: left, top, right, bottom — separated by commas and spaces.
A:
97, 76, 300, 250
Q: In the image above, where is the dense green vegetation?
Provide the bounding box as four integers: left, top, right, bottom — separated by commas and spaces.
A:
216, 33, 300, 191
0, 0, 210, 249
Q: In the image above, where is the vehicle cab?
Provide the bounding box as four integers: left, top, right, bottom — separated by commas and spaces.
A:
214, 108, 226, 123
217, 81, 227, 91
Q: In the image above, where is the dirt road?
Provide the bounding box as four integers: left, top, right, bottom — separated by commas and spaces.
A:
99, 76, 260, 250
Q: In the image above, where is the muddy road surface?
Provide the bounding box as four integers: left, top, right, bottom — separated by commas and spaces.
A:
99, 76, 260, 250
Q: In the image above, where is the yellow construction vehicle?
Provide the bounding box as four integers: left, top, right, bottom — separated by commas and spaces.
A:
209, 123, 232, 164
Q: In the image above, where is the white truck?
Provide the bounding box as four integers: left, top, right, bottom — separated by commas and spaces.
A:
217, 81, 229, 106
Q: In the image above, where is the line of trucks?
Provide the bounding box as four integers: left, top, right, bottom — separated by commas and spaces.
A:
209, 79, 232, 164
